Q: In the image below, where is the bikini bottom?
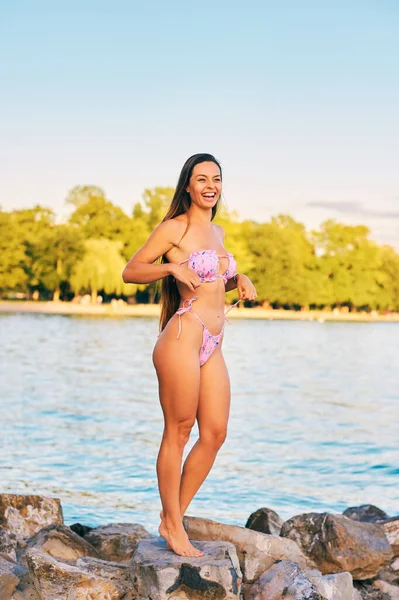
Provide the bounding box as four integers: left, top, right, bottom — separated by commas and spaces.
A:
176, 296, 239, 366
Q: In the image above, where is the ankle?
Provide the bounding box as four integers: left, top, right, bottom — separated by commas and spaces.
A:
163, 515, 183, 531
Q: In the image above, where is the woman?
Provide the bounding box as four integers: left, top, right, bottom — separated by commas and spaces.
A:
122, 153, 257, 557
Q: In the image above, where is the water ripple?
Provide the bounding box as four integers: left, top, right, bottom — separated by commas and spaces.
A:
0, 314, 398, 533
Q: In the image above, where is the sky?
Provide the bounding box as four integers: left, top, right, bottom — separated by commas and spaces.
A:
1, 0, 398, 246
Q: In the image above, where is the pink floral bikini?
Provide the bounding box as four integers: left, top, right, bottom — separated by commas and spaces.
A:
175, 249, 240, 366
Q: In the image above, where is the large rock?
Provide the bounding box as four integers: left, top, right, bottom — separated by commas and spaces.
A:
305, 568, 354, 600
382, 517, 399, 557
245, 508, 283, 536
242, 560, 323, 600
130, 536, 242, 600
0, 495, 63, 544
372, 579, 399, 599
0, 555, 21, 599
83, 522, 153, 563
0, 526, 18, 561
77, 556, 135, 600
280, 512, 393, 580
343, 506, 389, 524
25, 547, 122, 600
24, 523, 100, 565
183, 515, 310, 583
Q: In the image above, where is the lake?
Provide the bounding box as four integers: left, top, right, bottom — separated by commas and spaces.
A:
1, 313, 398, 534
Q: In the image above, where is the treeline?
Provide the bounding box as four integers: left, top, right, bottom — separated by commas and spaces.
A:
1, 185, 398, 311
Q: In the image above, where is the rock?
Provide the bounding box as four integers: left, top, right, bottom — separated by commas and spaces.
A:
372, 580, 399, 599
130, 536, 242, 600
83, 522, 154, 563
280, 512, 393, 579
77, 556, 135, 600
242, 560, 323, 600
69, 522, 94, 537
354, 579, 391, 600
0, 526, 18, 562
23, 523, 100, 565
343, 506, 389, 524
305, 568, 354, 600
25, 547, 122, 600
183, 515, 310, 583
382, 518, 399, 557
352, 589, 363, 600
391, 558, 399, 571
245, 508, 283, 536
0, 495, 63, 544
0, 556, 21, 600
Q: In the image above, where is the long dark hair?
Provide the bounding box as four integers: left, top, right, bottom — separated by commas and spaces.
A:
159, 153, 223, 332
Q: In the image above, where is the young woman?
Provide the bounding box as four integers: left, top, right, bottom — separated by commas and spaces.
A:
122, 153, 257, 557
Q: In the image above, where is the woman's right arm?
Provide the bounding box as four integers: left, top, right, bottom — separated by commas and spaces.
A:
122, 220, 202, 293
122, 220, 178, 284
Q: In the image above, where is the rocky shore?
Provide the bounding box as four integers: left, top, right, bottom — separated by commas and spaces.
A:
0, 494, 398, 599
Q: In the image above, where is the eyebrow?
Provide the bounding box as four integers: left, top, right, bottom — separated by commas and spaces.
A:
196, 174, 221, 178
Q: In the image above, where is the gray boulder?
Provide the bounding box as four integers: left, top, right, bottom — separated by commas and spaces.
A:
183, 515, 310, 583
343, 505, 389, 524
0, 555, 21, 600
77, 556, 135, 600
382, 517, 399, 557
242, 560, 323, 600
25, 547, 122, 599
23, 523, 100, 565
130, 536, 242, 600
0, 526, 18, 562
83, 522, 153, 563
0, 495, 63, 545
305, 568, 354, 600
280, 512, 393, 580
245, 508, 283, 535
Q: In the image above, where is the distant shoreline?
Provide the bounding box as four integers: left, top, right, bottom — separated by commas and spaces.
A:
1, 300, 398, 322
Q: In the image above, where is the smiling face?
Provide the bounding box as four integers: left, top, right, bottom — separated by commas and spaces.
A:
186, 161, 222, 209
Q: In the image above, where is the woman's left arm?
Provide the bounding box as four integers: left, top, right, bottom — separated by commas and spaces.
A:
225, 273, 257, 300
215, 224, 257, 301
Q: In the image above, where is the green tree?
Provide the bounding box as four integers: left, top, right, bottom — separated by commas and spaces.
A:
134, 187, 175, 230
313, 220, 385, 309
33, 225, 85, 301
246, 216, 316, 306
70, 239, 132, 303
0, 211, 28, 294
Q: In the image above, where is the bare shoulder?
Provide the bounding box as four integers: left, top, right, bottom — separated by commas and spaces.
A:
153, 216, 187, 245
214, 223, 226, 240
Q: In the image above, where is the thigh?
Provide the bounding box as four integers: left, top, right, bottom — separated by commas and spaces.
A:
153, 314, 202, 423
197, 348, 231, 434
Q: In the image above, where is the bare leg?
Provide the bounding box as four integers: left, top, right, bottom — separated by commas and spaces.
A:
153, 315, 204, 557
179, 348, 231, 517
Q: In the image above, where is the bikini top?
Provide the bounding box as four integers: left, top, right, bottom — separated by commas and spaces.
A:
179, 249, 237, 285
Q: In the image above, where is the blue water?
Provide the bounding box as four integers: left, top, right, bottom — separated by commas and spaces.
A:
1, 313, 398, 534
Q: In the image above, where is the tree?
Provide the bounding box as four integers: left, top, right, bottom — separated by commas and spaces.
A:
312, 220, 385, 309
70, 239, 133, 303
246, 216, 316, 306
33, 225, 85, 301
0, 211, 28, 294
134, 187, 175, 230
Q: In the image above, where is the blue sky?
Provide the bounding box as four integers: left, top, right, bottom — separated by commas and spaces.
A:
1, 0, 398, 245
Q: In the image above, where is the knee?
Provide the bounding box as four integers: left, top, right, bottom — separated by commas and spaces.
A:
201, 427, 228, 451
165, 419, 195, 449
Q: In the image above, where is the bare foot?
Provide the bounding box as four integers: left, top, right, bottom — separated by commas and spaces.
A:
158, 518, 204, 557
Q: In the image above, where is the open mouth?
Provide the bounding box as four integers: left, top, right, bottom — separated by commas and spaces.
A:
202, 193, 216, 199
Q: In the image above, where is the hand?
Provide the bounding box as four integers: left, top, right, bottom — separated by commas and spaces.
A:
169, 263, 202, 293
236, 274, 257, 301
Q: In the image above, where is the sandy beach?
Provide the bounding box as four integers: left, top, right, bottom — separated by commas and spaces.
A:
1, 300, 398, 322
